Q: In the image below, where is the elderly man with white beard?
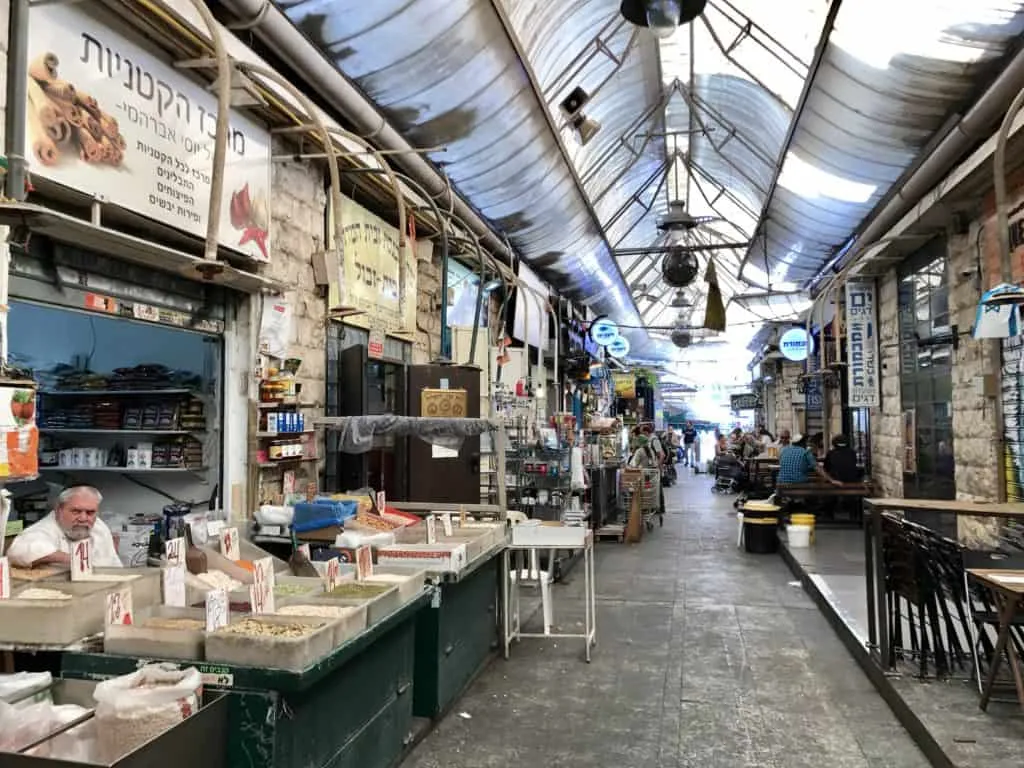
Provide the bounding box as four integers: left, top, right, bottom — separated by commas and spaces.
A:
8, 485, 122, 569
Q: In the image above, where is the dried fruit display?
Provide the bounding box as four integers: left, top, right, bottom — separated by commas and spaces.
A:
217, 618, 323, 638
16, 587, 71, 600
27, 52, 126, 168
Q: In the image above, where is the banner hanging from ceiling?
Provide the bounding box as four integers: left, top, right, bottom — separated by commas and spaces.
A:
24, 2, 273, 261
844, 280, 880, 408
327, 194, 429, 336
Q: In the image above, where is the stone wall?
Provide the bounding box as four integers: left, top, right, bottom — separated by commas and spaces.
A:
772, 360, 802, 436
870, 270, 904, 498
948, 223, 1003, 546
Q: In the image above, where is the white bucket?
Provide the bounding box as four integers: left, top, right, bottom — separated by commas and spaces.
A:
787, 524, 812, 548
736, 512, 744, 548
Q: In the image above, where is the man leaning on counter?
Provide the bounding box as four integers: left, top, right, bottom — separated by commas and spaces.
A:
8, 485, 123, 569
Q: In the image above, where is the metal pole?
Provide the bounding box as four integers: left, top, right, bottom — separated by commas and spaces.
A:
5, 0, 29, 201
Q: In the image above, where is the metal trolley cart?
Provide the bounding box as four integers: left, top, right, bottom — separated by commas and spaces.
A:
619, 467, 662, 531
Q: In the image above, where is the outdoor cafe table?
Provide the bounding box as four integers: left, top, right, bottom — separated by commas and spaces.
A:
966, 568, 1024, 713
862, 498, 1024, 669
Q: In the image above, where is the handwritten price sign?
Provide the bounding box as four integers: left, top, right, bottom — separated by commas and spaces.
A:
106, 586, 133, 626
458, 506, 468, 527
355, 545, 373, 581
205, 588, 229, 632
165, 537, 185, 566
441, 513, 454, 537
0, 556, 9, 600
325, 557, 341, 591
376, 490, 386, 513
162, 564, 186, 607
297, 543, 311, 560
71, 540, 93, 581
425, 515, 437, 545
220, 527, 241, 561
251, 557, 276, 614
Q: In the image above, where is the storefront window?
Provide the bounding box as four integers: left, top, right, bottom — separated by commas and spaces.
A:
898, 238, 955, 518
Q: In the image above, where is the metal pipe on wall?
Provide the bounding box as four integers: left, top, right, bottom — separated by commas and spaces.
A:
216, 0, 514, 267
4, 0, 29, 201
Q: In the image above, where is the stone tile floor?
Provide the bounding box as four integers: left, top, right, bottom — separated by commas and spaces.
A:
403, 472, 931, 768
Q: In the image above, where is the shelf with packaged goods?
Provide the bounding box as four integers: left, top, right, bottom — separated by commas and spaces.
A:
257, 401, 315, 409
255, 429, 316, 438
39, 388, 198, 397
40, 428, 202, 436
257, 456, 319, 469
39, 465, 206, 473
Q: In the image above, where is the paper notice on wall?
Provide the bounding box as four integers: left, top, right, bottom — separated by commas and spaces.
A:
431, 445, 459, 459
259, 296, 293, 360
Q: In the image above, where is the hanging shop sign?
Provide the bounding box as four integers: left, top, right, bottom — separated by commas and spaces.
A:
607, 335, 630, 358
779, 327, 813, 362
844, 280, 881, 408
612, 373, 636, 399
327, 195, 430, 336
730, 392, 760, 411
589, 316, 619, 346
24, 3, 273, 262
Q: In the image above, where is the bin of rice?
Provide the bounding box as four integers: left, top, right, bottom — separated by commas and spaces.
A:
92, 663, 202, 762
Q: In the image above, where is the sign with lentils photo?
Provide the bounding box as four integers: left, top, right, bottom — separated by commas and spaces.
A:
845, 280, 880, 408
23, 3, 273, 262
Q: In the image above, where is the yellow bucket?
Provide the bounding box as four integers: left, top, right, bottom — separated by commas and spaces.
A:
790, 513, 816, 543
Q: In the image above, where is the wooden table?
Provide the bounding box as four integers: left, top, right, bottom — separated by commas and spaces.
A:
966, 568, 1024, 712
776, 481, 872, 498
862, 498, 1024, 669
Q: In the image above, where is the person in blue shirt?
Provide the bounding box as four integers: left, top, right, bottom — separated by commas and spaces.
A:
776, 433, 842, 486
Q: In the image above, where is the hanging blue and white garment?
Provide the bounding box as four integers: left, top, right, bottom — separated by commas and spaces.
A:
973, 283, 1024, 339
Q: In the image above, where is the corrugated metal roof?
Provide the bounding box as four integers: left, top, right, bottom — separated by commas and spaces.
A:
751, 0, 1024, 285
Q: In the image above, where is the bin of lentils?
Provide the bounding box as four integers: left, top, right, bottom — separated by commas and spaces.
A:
92, 663, 202, 761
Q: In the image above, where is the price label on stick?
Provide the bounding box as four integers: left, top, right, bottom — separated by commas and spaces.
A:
106, 586, 133, 626
425, 515, 437, 545
458, 505, 468, 527
0, 556, 10, 600
376, 490, 386, 513
206, 519, 224, 538
71, 539, 93, 581
165, 537, 185, 566
162, 564, 186, 607
251, 557, 276, 614
220, 527, 241, 561
355, 545, 373, 580
441, 513, 453, 537
297, 543, 311, 560
325, 557, 341, 591
206, 588, 229, 632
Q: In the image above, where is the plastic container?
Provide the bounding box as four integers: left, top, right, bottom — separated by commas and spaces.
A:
206, 615, 333, 672
104, 606, 207, 661
790, 513, 816, 544
786, 524, 812, 548
319, 582, 400, 625
362, 566, 428, 607
0, 581, 113, 645
272, 599, 368, 647
743, 517, 779, 554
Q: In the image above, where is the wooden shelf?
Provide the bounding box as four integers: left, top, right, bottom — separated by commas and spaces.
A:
39, 466, 205, 473
40, 389, 195, 397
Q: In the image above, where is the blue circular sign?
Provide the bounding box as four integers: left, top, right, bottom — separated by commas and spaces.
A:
607, 335, 631, 358
779, 327, 813, 362
590, 316, 619, 346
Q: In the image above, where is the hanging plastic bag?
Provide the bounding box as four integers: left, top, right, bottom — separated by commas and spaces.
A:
0, 699, 90, 753
92, 663, 202, 762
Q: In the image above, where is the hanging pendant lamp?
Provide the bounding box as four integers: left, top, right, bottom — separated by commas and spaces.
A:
620, 0, 708, 38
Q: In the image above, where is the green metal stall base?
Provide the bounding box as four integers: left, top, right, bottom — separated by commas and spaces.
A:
413, 549, 501, 719
61, 591, 431, 768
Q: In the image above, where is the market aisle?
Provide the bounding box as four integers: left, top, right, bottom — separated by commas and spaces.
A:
402, 472, 930, 768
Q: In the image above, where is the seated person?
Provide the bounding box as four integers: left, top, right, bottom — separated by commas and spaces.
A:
823, 434, 862, 483
777, 434, 841, 486
8, 486, 123, 569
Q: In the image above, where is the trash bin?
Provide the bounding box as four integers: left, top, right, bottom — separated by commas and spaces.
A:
742, 501, 780, 555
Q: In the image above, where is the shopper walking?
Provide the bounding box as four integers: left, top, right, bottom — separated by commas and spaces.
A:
682, 420, 698, 467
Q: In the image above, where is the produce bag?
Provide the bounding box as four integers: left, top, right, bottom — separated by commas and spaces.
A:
93, 663, 202, 762
292, 499, 358, 533
0, 699, 89, 753
0, 671, 52, 705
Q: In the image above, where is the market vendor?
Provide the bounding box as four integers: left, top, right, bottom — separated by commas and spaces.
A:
7, 486, 123, 569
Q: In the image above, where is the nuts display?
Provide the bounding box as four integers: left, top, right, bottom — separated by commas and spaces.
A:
16, 587, 72, 600
324, 583, 393, 599
274, 583, 316, 597
9, 566, 60, 581
217, 618, 324, 638
142, 618, 205, 631
275, 605, 361, 619
195, 570, 242, 592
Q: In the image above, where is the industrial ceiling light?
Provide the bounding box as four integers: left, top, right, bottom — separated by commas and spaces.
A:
572, 114, 602, 145
669, 290, 692, 309
620, 0, 708, 39
559, 86, 601, 146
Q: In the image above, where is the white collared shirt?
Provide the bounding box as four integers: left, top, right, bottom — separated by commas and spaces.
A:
7, 512, 123, 569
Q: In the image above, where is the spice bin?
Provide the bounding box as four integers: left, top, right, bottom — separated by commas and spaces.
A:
320, 581, 400, 625
272, 599, 368, 646
205, 615, 334, 672
0, 581, 119, 645
363, 566, 428, 607
104, 606, 207, 661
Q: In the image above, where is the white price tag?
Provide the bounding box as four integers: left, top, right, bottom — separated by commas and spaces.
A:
355, 545, 373, 580
251, 557, 276, 614
253, 557, 275, 590
206, 519, 225, 537
441, 513, 453, 537
458, 506, 467, 527
325, 557, 341, 591
0, 556, 10, 600
71, 539, 93, 581
220, 527, 241, 561
205, 588, 229, 632
106, 586, 133, 626
425, 515, 437, 545
162, 564, 186, 607
165, 537, 186, 566
297, 543, 311, 559
376, 490, 386, 512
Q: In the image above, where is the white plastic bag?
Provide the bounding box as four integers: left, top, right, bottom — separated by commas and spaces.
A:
92, 663, 202, 762
0, 671, 52, 705
0, 699, 89, 753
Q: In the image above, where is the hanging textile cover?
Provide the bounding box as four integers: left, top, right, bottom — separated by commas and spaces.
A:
315, 415, 498, 453
973, 283, 1024, 339
702, 259, 726, 332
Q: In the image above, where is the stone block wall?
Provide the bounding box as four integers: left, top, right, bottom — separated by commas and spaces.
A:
871, 270, 904, 498
948, 223, 1003, 546
414, 244, 442, 364
773, 360, 802, 436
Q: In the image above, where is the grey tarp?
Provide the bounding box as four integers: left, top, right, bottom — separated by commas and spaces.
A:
314, 415, 501, 454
